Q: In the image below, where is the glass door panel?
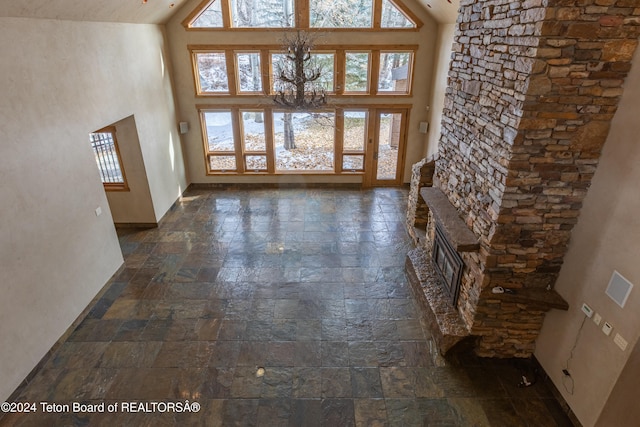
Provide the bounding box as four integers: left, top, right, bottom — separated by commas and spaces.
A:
375, 112, 402, 181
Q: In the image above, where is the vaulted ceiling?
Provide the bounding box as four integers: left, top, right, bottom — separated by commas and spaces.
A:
0, 0, 460, 25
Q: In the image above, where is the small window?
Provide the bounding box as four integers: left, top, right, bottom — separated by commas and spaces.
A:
89, 126, 128, 191
345, 51, 370, 93
310, 53, 335, 92
235, 52, 263, 93
194, 52, 229, 94
230, 0, 294, 28
378, 51, 412, 93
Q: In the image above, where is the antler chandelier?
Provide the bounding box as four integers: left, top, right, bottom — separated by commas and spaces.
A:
273, 31, 327, 110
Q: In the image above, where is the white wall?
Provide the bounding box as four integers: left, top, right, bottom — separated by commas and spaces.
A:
424, 23, 455, 158
104, 115, 157, 225
0, 17, 186, 400
535, 48, 640, 426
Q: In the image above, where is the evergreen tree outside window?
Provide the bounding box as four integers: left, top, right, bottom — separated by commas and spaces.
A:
345, 52, 370, 92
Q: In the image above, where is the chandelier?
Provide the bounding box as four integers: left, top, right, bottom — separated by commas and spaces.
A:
273, 31, 327, 110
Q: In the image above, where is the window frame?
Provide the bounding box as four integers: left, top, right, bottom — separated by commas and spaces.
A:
192, 50, 233, 95
376, 50, 414, 95
190, 45, 417, 97
197, 104, 410, 176
200, 109, 241, 173
234, 51, 265, 94
89, 126, 129, 191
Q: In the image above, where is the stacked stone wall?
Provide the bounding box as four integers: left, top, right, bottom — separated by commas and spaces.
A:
406, 157, 436, 245
426, 0, 640, 357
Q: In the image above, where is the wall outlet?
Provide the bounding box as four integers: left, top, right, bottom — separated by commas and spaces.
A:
602, 322, 613, 336
593, 312, 602, 326
581, 303, 594, 318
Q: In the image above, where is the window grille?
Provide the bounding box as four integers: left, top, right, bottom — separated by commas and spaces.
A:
89, 127, 128, 190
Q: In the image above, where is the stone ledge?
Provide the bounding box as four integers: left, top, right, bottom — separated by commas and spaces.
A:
481, 287, 569, 311
406, 248, 470, 355
419, 187, 480, 252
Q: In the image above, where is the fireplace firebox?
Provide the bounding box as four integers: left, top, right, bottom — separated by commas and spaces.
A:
432, 222, 464, 306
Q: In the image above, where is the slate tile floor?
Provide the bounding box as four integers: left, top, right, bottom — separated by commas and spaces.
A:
2, 187, 573, 426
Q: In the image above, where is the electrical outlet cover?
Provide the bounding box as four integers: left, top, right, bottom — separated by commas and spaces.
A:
593, 313, 602, 326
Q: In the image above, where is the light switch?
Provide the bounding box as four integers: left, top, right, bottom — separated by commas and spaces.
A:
95, 207, 102, 217
602, 322, 613, 336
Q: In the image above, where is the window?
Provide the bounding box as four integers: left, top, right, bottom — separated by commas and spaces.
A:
381, 0, 416, 28
310, 0, 373, 28
202, 110, 237, 172
190, 0, 224, 28
230, 0, 294, 27
345, 51, 370, 93
310, 53, 335, 92
240, 110, 268, 171
89, 127, 128, 191
342, 110, 367, 171
235, 52, 263, 93
274, 112, 335, 171
194, 52, 229, 93
378, 51, 412, 93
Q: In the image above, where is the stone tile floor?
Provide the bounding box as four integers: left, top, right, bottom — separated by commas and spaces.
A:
1, 187, 573, 426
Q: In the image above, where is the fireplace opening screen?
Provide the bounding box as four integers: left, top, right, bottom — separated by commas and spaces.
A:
432, 222, 464, 306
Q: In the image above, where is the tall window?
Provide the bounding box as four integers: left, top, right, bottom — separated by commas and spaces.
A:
89, 127, 128, 191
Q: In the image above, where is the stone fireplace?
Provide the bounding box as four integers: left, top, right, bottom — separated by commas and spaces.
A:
406, 1, 640, 358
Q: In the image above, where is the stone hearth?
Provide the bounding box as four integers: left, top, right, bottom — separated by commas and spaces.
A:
406, 1, 639, 358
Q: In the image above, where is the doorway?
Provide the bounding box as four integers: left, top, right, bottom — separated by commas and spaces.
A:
363, 108, 408, 187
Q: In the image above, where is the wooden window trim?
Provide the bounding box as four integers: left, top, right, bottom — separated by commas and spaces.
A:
197, 104, 410, 176
190, 45, 417, 98
191, 50, 232, 95
91, 126, 129, 191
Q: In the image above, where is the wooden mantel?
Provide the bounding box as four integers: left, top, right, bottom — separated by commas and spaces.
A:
420, 187, 479, 252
